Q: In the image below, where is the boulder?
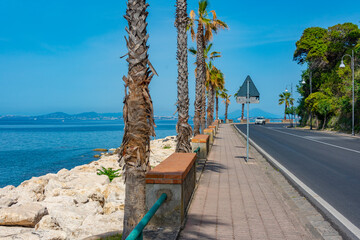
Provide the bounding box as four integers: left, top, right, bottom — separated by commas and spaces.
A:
0, 203, 48, 227
35, 215, 61, 231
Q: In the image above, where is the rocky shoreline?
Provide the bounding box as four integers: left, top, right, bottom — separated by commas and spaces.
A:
0, 136, 176, 240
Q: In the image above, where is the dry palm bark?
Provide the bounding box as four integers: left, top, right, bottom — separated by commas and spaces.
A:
206, 84, 215, 126
215, 94, 219, 119
175, 0, 192, 153
194, 22, 205, 135
118, 0, 156, 238
241, 103, 244, 120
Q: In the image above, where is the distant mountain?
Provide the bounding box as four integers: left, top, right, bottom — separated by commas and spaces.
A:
37, 112, 71, 119
227, 108, 281, 119
0, 112, 123, 121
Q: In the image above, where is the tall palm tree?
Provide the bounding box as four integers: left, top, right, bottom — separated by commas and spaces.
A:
241, 103, 245, 120
189, 43, 222, 127
175, 0, 192, 153
119, 0, 156, 238
278, 92, 294, 120
220, 90, 231, 121
188, 0, 228, 134
214, 77, 225, 120
207, 65, 224, 126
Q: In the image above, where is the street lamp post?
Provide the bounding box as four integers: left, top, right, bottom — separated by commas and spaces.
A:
340, 50, 355, 136
302, 71, 313, 130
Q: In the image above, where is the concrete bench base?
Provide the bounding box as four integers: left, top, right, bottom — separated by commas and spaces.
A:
191, 134, 209, 160
203, 128, 214, 146
145, 153, 197, 228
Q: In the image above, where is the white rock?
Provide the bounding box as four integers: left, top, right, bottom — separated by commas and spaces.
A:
35, 215, 61, 231
0, 225, 33, 238
0, 136, 176, 239
0, 203, 48, 227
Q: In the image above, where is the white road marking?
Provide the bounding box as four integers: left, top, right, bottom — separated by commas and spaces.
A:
234, 126, 360, 239
267, 128, 360, 154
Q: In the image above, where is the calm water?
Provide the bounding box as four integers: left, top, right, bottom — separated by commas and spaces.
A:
0, 120, 178, 188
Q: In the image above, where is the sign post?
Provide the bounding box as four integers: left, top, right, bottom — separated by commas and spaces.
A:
235, 76, 260, 162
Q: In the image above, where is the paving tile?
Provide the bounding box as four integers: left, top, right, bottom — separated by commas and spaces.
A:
179, 124, 317, 240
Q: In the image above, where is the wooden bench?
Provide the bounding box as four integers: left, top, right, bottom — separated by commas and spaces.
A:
145, 153, 197, 228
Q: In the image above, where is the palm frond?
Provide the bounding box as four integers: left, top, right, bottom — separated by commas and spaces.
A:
199, 0, 208, 16
189, 47, 197, 55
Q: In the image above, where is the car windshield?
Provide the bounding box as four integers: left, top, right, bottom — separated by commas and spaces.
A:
256, 117, 264, 119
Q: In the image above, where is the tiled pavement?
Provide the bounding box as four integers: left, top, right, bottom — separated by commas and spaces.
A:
179, 124, 317, 240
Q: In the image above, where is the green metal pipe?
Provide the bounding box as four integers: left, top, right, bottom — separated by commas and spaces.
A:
194, 147, 200, 153
126, 193, 167, 240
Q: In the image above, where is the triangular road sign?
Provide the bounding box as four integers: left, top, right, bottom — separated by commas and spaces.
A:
236, 75, 260, 104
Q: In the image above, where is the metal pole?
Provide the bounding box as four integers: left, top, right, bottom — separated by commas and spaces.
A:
352, 50, 355, 136
310, 70, 313, 130
246, 79, 249, 162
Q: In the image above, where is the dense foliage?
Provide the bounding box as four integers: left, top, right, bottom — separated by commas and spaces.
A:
294, 23, 360, 132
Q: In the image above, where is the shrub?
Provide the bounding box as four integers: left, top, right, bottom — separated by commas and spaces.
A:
97, 167, 121, 182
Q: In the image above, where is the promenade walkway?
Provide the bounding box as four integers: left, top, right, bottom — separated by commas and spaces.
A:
179, 124, 317, 240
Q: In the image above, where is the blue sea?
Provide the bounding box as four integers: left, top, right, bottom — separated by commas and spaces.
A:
0, 120, 178, 188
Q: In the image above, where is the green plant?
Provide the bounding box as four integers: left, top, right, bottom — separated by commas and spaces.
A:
98, 233, 122, 240
163, 145, 171, 149
97, 167, 121, 182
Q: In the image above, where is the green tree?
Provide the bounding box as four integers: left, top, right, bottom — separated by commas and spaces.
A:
294, 23, 360, 132
175, 0, 192, 153
305, 92, 336, 129
119, 0, 156, 238
188, 0, 228, 134
278, 92, 294, 120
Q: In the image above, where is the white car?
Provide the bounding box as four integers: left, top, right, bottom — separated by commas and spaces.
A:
255, 117, 266, 125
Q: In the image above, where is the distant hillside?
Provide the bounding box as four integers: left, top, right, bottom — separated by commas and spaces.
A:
227, 108, 281, 119
0, 112, 123, 121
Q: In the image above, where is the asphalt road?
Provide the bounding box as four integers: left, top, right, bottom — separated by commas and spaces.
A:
235, 123, 360, 230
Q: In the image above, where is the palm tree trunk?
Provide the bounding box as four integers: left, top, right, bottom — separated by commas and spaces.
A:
175, 0, 192, 153
194, 22, 205, 135
225, 102, 228, 121
284, 105, 287, 120
206, 84, 214, 126
241, 103, 244, 120
215, 95, 219, 120
201, 80, 206, 132
120, 0, 155, 238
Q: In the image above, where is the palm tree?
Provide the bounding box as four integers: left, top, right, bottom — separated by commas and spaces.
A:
119, 0, 156, 238
220, 90, 231, 121
188, 0, 228, 134
278, 92, 294, 120
189, 43, 222, 127
214, 78, 225, 120
207, 64, 224, 126
241, 103, 245, 120
175, 0, 192, 153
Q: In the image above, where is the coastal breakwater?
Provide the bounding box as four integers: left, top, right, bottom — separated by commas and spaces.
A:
0, 136, 176, 240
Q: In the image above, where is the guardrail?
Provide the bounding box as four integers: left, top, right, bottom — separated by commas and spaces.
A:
126, 193, 167, 240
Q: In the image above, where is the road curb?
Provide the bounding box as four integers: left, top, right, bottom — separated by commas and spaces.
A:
233, 124, 360, 240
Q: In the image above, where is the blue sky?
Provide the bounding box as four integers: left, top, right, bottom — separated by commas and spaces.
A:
1, 0, 359, 117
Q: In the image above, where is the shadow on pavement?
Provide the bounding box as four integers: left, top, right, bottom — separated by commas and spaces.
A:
203, 161, 226, 173
179, 214, 228, 240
